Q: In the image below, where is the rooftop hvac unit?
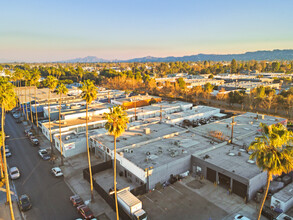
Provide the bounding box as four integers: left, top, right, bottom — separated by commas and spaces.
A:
144, 128, 151, 135
129, 149, 134, 153
124, 149, 129, 153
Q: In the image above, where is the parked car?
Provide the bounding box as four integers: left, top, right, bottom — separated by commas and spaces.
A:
51, 167, 63, 177
26, 132, 33, 138
19, 194, 32, 211
38, 149, 50, 160
5, 145, 12, 157
13, 113, 20, 119
29, 136, 39, 146
70, 195, 84, 207
9, 167, 20, 179
234, 214, 251, 220
77, 204, 94, 219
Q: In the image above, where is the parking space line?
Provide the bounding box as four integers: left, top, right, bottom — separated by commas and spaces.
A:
145, 195, 154, 203
170, 186, 183, 195
22, 159, 41, 186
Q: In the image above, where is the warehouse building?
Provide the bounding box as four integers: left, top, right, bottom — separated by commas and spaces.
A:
271, 183, 293, 212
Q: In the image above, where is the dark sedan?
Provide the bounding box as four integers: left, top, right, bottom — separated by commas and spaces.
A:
19, 194, 32, 211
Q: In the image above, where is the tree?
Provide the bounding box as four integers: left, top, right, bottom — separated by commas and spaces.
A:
56, 83, 68, 166
0, 77, 17, 220
248, 123, 293, 220
103, 106, 129, 220
30, 69, 41, 129
231, 59, 237, 73
23, 70, 31, 122
81, 80, 97, 201
44, 76, 58, 155
176, 77, 186, 90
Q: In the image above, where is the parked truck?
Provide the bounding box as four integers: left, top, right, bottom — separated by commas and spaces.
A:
117, 188, 147, 220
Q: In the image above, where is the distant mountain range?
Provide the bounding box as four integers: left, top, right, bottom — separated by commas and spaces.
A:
57, 49, 293, 63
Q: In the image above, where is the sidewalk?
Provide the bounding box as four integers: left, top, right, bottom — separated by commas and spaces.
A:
28, 121, 116, 220
0, 201, 23, 220
62, 153, 116, 220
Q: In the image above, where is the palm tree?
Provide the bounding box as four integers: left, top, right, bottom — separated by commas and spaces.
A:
81, 80, 97, 201
103, 106, 129, 220
0, 77, 17, 220
44, 76, 58, 155
23, 70, 30, 122
56, 83, 68, 166
30, 69, 41, 128
248, 123, 293, 220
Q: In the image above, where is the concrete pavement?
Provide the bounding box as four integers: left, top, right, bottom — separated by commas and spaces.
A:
29, 121, 115, 219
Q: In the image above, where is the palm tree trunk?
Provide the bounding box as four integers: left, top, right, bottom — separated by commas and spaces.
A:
25, 81, 29, 121
35, 86, 38, 133
22, 81, 25, 116
86, 103, 94, 201
30, 83, 33, 124
48, 90, 53, 155
114, 135, 119, 220
2, 105, 15, 220
59, 93, 64, 166
257, 172, 272, 220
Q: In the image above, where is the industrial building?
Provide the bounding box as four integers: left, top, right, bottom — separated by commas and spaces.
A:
271, 183, 293, 212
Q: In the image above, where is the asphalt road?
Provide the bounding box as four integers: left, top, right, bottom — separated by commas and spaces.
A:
5, 113, 80, 220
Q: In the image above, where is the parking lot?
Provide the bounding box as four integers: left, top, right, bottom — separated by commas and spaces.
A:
138, 176, 269, 220
139, 181, 228, 220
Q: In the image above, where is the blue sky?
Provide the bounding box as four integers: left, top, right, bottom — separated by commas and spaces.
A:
1, 0, 293, 62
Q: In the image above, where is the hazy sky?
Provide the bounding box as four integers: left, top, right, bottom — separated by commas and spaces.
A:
1, 0, 293, 62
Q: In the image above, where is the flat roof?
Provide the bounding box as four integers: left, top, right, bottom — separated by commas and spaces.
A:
58, 128, 107, 144
42, 114, 105, 130
18, 87, 80, 104
193, 112, 286, 141
126, 100, 192, 116
195, 143, 262, 179
91, 122, 186, 151
273, 183, 293, 203
120, 130, 213, 170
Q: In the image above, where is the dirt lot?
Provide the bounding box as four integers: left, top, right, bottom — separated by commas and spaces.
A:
139, 181, 228, 220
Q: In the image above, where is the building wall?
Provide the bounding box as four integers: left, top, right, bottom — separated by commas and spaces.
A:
149, 155, 191, 189
248, 171, 268, 201
54, 132, 87, 158
191, 156, 262, 200
116, 153, 146, 183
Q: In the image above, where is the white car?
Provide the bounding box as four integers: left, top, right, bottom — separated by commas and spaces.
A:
234, 214, 251, 220
9, 167, 20, 179
51, 167, 63, 177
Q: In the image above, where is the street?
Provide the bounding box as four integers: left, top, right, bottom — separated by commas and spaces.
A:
5, 113, 80, 220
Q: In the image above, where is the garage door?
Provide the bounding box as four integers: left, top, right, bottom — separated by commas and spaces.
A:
232, 179, 247, 198
206, 168, 216, 183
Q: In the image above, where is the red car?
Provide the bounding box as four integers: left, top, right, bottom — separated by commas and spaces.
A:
70, 195, 84, 207
77, 204, 94, 219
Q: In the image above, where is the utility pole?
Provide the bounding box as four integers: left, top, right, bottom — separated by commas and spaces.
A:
134, 98, 137, 120
230, 116, 236, 144
160, 105, 162, 122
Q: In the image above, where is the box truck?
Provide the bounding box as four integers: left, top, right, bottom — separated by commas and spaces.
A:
117, 188, 147, 220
